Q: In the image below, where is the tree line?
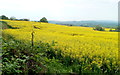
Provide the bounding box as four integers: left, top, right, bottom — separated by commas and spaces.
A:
0, 15, 48, 23
93, 25, 120, 32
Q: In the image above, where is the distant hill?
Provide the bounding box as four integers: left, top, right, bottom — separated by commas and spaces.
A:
49, 20, 118, 28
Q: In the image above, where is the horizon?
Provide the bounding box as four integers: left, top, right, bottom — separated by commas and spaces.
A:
0, 0, 119, 21
36, 19, 118, 22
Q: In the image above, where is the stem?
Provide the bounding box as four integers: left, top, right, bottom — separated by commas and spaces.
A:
31, 31, 34, 47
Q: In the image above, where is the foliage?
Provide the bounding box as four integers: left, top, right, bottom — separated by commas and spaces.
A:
18, 19, 30, 21
115, 26, 120, 32
2, 38, 42, 74
40, 17, 48, 23
109, 26, 120, 32
93, 25, 105, 31
109, 29, 113, 31
2, 37, 74, 74
10, 16, 16, 20
0, 15, 9, 20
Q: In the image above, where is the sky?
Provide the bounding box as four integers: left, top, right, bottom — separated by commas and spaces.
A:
0, 0, 119, 21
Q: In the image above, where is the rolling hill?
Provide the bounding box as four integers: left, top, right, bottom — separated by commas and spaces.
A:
2, 20, 119, 73
49, 20, 118, 28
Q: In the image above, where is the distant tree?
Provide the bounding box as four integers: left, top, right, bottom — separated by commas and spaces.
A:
0, 15, 9, 20
40, 17, 48, 23
115, 26, 120, 32
19, 19, 23, 21
16, 18, 29, 21
23, 19, 29, 21
109, 29, 113, 31
93, 25, 105, 31
10, 16, 16, 20
109, 26, 120, 32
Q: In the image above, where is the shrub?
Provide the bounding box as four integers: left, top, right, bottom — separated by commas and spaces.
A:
40, 17, 48, 23
2, 38, 47, 74
0, 15, 9, 20
93, 25, 105, 31
115, 26, 120, 32
10, 16, 16, 20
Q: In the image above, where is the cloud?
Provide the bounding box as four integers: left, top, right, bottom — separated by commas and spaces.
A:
0, 0, 118, 21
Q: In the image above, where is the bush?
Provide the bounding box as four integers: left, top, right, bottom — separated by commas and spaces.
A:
2, 38, 47, 74
40, 17, 48, 23
115, 26, 120, 32
93, 25, 105, 31
2, 37, 70, 74
109, 26, 120, 32
0, 15, 9, 20
10, 16, 16, 20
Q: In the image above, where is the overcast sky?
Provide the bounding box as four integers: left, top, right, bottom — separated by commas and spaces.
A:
0, 0, 119, 21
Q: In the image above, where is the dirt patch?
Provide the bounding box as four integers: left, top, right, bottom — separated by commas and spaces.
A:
0, 21, 19, 29
70, 33, 84, 36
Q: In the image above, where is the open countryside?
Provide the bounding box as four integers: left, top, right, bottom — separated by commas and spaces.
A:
1, 19, 119, 74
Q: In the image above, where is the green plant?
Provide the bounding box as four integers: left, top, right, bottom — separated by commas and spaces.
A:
0, 15, 9, 20
2, 35, 120, 74
40, 17, 48, 23
93, 25, 105, 31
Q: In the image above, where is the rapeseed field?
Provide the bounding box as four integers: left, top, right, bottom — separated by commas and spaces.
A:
2, 20, 119, 73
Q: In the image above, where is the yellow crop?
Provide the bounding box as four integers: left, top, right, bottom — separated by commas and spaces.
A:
2, 20, 119, 68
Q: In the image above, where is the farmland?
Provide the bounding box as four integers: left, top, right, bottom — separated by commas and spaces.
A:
2, 20, 119, 74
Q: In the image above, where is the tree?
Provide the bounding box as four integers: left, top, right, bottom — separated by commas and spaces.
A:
22, 19, 29, 21
93, 25, 105, 31
109, 29, 113, 31
0, 15, 9, 20
40, 17, 48, 23
109, 26, 120, 32
16, 18, 29, 21
10, 16, 16, 20
115, 26, 120, 32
